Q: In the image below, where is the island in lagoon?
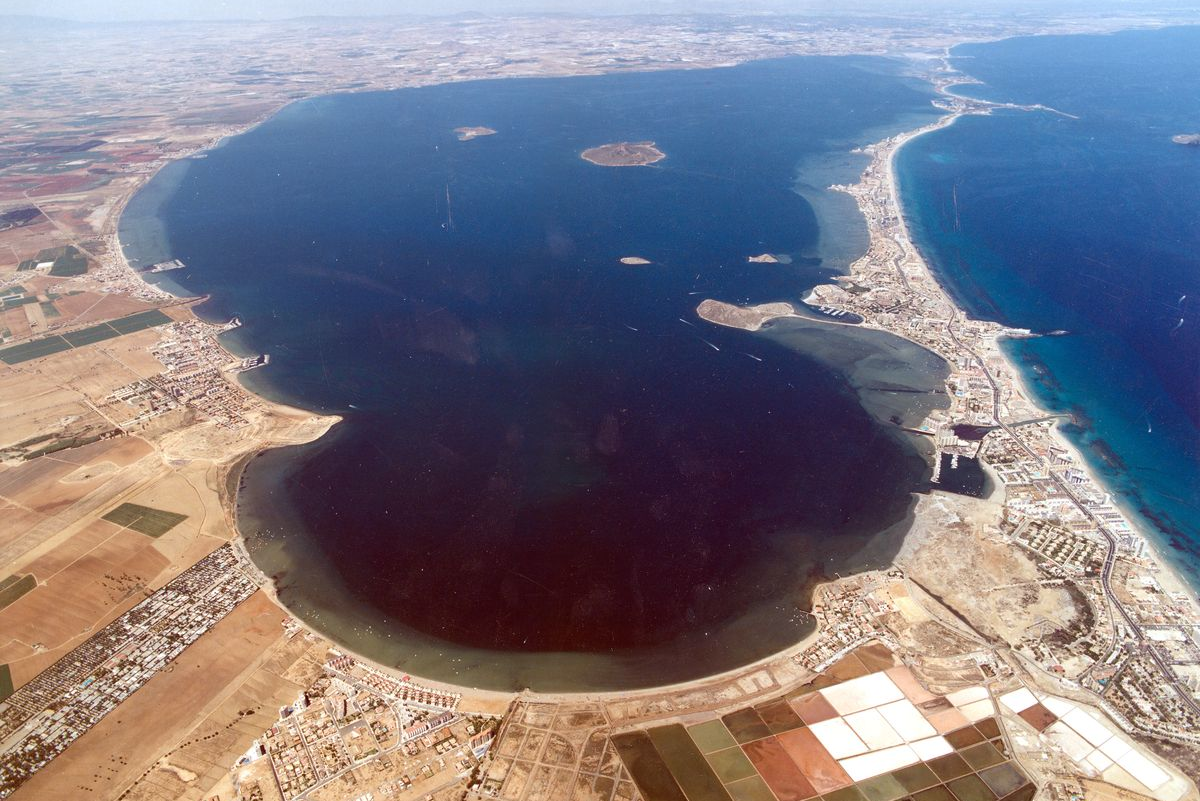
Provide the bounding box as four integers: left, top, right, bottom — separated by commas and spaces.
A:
453, 125, 496, 140
696, 298, 798, 331
580, 140, 666, 166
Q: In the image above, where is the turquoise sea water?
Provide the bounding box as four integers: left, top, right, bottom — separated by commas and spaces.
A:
122, 57, 948, 690
896, 26, 1200, 585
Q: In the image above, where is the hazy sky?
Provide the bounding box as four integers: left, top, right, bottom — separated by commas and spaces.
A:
6, 0, 787, 19
2, 0, 1166, 22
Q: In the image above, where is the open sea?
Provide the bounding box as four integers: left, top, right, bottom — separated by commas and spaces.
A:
121, 56, 948, 690
896, 26, 1200, 587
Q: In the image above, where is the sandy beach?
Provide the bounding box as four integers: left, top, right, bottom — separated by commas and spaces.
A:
873, 79, 1200, 613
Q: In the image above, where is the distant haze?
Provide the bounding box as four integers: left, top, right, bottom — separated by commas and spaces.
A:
2, 0, 1193, 22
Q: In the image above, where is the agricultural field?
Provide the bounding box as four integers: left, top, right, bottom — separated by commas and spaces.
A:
0, 308, 171, 364
102, 502, 188, 538
0, 575, 36, 611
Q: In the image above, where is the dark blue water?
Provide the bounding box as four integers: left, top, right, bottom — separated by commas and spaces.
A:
122, 57, 948, 690
897, 26, 1200, 584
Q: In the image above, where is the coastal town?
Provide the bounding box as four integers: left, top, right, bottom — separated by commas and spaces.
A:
234, 653, 497, 801
1, 7, 1199, 801
0, 545, 259, 797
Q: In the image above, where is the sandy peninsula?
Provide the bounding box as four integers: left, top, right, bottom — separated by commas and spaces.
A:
581, 141, 665, 166
453, 126, 496, 140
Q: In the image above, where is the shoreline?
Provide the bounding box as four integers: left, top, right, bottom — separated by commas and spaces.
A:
102, 120, 346, 508
867, 64, 1200, 621
997, 339, 1197, 602
881, 80, 1199, 605
122, 68, 950, 699
231, 520, 831, 705
6, 21, 1199, 799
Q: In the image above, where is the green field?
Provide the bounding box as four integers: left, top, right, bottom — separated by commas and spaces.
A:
63, 324, 121, 347
102, 503, 188, 538
0, 574, 37, 611
0, 336, 73, 363
0, 308, 171, 364
22, 433, 105, 460
108, 309, 173, 334
0, 665, 12, 703
43, 245, 90, 277
1, 296, 37, 310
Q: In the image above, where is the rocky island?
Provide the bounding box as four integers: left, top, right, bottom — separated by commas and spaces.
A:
581, 141, 666, 166
696, 298, 798, 330
454, 126, 497, 140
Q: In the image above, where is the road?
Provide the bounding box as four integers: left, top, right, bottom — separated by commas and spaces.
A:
944, 313, 1200, 720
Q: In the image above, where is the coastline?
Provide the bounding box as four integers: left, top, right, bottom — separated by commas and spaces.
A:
145, 60, 951, 696
100, 97, 347, 583
110, 142, 344, 414
7, 19, 1200, 798
866, 68, 1200, 619
999, 344, 1197, 602
885, 88, 1199, 606
231, 517, 830, 706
